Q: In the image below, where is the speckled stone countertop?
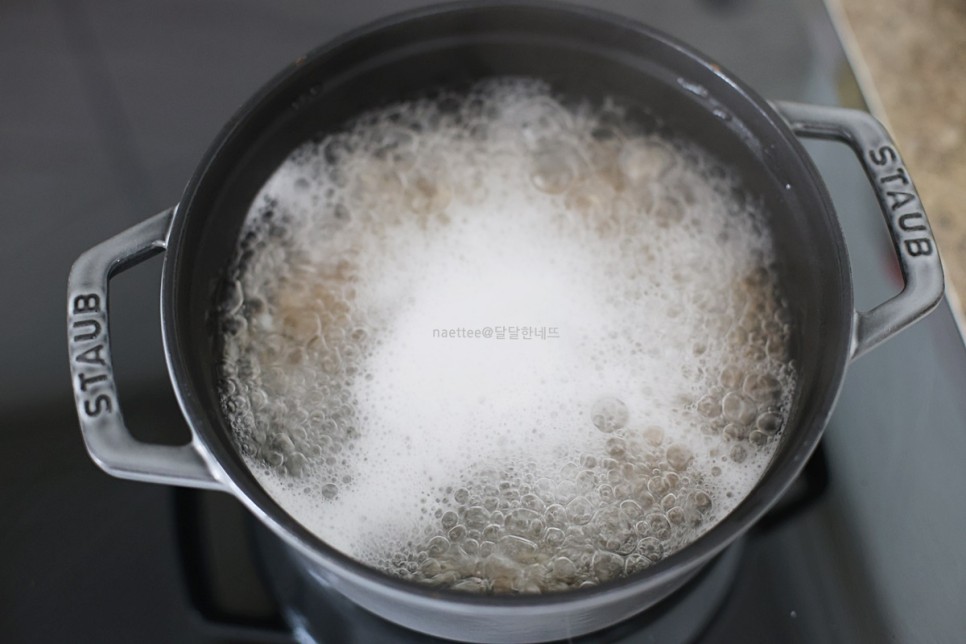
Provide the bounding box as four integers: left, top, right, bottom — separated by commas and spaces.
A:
838, 0, 966, 312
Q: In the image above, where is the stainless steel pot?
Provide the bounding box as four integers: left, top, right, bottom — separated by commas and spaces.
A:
66, 3, 943, 642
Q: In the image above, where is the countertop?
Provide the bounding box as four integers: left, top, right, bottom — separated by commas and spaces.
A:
838, 0, 966, 314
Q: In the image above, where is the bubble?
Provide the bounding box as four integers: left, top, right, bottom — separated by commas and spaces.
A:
576, 469, 597, 489
545, 503, 567, 527
643, 426, 664, 446
696, 394, 721, 418
592, 551, 624, 582
719, 365, 743, 389
654, 197, 686, 227
722, 392, 757, 425
722, 423, 746, 442
464, 506, 489, 530
441, 511, 459, 530
483, 554, 520, 592
544, 527, 565, 547
431, 570, 462, 587
499, 535, 539, 561
619, 499, 644, 520
224, 280, 245, 315
606, 436, 627, 457
691, 490, 713, 514
566, 497, 595, 525
743, 373, 782, 402
420, 558, 442, 577
566, 179, 613, 216
666, 444, 693, 471
265, 451, 284, 468
666, 507, 686, 525
638, 537, 664, 562
452, 577, 487, 592
749, 429, 769, 447
624, 553, 651, 575
619, 138, 675, 184
372, 126, 416, 169
551, 556, 578, 582
591, 397, 629, 433
530, 141, 579, 194
479, 541, 496, 558
637, 492, 656, 512
521, 493, 546, 513
404, 167, 452, 214
427, 536, 450, 556
483, 524, 501, 542
505, 508, 545, 540
646, 513, 672, 540
647, 476, 670, 497
756, 411, 782, 435
534, 478, 555, 500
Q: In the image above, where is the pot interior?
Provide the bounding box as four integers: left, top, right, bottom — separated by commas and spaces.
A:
164, 2, 851, 599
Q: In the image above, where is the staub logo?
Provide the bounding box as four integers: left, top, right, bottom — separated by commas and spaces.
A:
70, 293, 113, 417
868, 144, 934, 257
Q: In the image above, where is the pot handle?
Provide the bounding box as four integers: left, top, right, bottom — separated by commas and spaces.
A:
774, 101, 944, 360
67, 208, 224, 490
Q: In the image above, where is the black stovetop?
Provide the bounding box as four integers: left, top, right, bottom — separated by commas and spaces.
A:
3, 0, 965, 642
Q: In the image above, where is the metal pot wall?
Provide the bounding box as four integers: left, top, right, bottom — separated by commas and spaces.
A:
66, 3, 943, 642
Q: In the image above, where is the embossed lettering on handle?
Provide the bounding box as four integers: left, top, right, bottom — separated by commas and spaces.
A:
70, 292, 114, 418
774, 102, 944, 360
67, 209, 223, 490
866, 143, 935, 258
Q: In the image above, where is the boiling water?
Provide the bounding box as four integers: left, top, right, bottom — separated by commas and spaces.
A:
218, 79, 796, 593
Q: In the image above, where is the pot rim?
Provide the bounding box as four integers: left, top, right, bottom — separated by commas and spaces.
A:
161, 0, 851, 609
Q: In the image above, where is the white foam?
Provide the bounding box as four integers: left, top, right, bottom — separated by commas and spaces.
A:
218, 78, 795, 592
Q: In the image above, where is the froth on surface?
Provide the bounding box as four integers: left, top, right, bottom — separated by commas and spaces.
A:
217, 78, 796, 593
